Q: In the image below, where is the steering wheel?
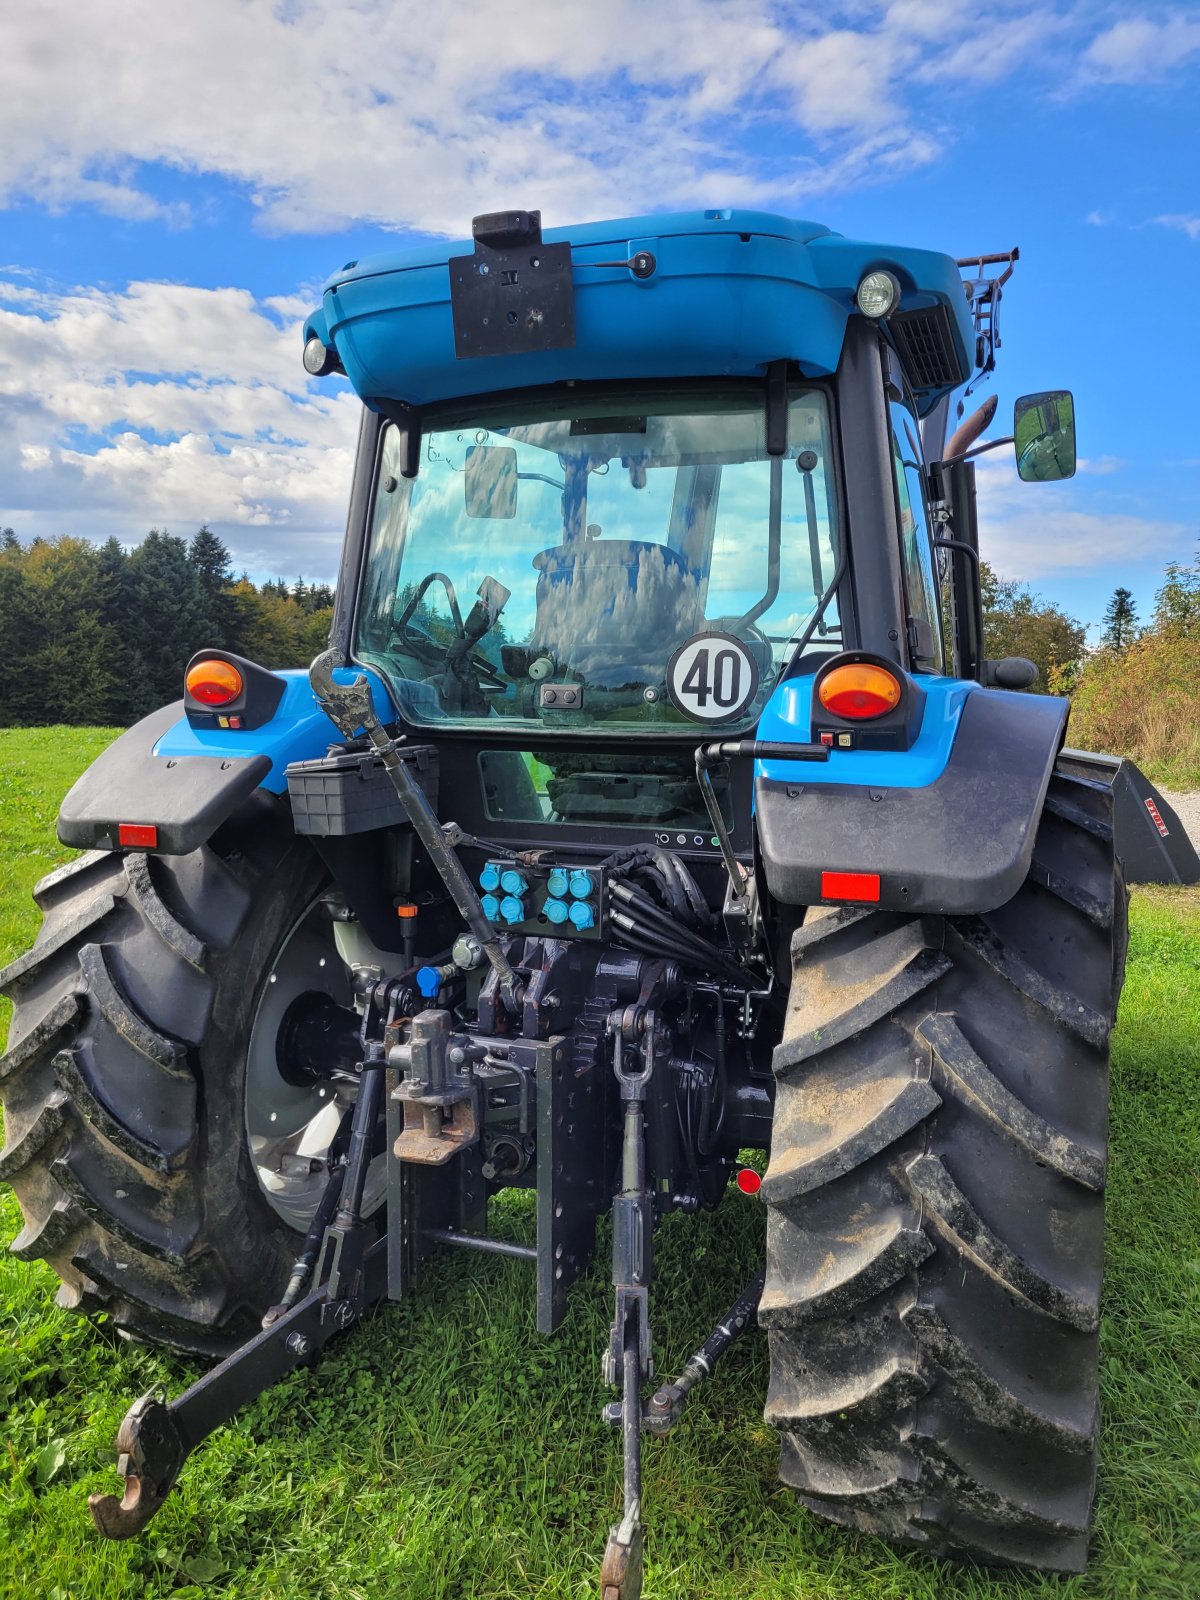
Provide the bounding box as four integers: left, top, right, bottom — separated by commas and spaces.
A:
394, 571, 509, 690
707, 616, 774, 681
394, 571, 465, 657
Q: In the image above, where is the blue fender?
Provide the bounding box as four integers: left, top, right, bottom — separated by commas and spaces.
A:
57, 667, 397, 855
752, 673, 1071, 914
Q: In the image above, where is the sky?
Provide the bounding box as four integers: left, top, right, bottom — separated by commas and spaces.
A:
1, 0, 1198, 639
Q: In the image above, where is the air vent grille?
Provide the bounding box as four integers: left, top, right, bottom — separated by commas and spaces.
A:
889, 303, 966, 390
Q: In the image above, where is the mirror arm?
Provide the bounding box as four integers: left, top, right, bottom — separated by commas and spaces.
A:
930, 435, 1014, 470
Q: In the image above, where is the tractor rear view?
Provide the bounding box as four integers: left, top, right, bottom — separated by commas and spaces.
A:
6, 206, 1191, 1592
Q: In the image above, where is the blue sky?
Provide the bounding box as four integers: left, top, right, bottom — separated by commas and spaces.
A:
1, 1, 1197, 639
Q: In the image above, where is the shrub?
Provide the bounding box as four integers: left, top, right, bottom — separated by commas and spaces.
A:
1066, 562, 1200, 789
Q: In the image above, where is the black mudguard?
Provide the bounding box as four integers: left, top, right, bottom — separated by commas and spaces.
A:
58, 704, 272, 855
1056, 749, 1200, 885
755, 688, 1069, 915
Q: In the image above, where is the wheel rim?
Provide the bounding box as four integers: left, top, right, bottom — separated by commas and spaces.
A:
244, 898, 386, 1232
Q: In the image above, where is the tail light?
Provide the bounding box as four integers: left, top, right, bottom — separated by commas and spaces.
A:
818, 663, 902, 720
185, 658, 244, 707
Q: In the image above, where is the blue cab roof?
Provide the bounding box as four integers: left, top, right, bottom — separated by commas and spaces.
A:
304, 208, 974, 413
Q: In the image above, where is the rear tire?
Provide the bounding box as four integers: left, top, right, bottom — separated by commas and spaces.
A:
1, 798, 334, 1355
760, 766, 1128, 1571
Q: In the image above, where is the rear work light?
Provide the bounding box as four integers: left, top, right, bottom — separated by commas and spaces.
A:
818, 663, 901, 720
185, 658, 244, 707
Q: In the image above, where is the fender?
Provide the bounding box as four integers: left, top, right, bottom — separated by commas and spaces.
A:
753, 678, 1069, 915
57, 667, 397, 856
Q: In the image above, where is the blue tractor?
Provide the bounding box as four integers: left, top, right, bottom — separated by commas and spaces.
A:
4, 209, 1195, 1588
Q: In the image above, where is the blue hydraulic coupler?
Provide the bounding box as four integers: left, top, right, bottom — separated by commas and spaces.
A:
416, 966, 442, 1001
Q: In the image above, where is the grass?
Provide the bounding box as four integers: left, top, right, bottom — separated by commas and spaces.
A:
1, 729, 1198, 1600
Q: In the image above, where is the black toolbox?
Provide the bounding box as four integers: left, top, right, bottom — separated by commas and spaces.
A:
285, 744, 439, 836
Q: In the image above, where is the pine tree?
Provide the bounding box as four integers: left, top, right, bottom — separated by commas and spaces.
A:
125, 530, 217, 715
1, 527, 19, 552
19, 538, 125, 723
1101, 586, 1139, 650
0, 556, 37, 723
189, 525, 242, 652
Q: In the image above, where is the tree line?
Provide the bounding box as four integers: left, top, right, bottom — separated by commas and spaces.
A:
0, 524, 1186, 770
0, 527, 333, 727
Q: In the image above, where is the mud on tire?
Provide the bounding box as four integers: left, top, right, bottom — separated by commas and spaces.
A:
0, 798, 327, 1355
760, 765, 1128, 1571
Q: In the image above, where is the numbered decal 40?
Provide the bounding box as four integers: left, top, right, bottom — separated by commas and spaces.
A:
666, 632, 760, 723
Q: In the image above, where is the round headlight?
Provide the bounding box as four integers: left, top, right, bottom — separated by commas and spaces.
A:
303, 336, 336, 376
855, 270, 901, 319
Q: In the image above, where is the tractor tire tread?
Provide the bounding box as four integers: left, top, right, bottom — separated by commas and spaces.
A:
763, 765, 1125, 1571
2, 813, 321, 1350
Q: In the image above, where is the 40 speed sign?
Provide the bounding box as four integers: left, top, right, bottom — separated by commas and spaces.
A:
665, 631, 760, 723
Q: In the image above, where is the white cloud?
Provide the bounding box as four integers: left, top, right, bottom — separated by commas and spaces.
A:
1082, 13, 1200, 83
0, 273, 357, 575
0, 1, 1181, 238
2, 2, 1196, 579
973, 455, 1184, 581
1154, 213, 1200, 241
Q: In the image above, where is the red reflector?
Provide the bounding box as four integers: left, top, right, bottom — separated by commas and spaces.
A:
118, 823, 158, 849
736, 1168, 762, 1195
820, 870, 880, 903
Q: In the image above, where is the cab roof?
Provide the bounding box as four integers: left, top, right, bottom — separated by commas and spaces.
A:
304, 208, 975, 415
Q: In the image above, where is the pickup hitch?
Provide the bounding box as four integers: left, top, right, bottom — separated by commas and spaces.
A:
88, 1061, 387, 1538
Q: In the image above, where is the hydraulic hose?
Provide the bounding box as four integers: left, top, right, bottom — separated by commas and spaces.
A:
609, 909, 749, 986
601, 845, 711, 928
609, 882, 743, 975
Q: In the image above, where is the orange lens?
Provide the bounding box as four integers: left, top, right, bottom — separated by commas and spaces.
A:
186, 658, 244, 706
818, 663, 901, 720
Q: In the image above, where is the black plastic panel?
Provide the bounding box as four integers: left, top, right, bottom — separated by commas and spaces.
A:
58, 704, 271, 856
755, 688, 1069, 914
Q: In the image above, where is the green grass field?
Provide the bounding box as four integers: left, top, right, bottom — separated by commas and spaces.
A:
1, 729, 1197, 1600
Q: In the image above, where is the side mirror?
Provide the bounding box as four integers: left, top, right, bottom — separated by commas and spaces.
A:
1014, 390, 1076, 482
464, 444, 518, 518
